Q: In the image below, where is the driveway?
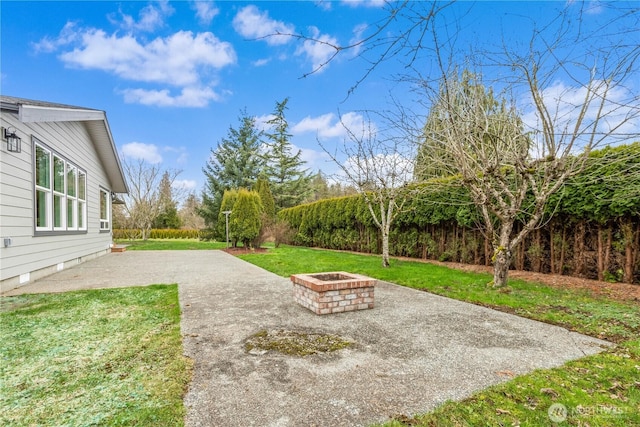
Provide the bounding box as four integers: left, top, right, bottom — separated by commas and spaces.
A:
2, 250, 612, 426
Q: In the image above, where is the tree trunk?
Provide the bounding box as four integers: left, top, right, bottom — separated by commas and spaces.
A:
559, 225, 566, 275
621, 218, 635, 284
493, 246, 511, 288
492, 224, 513, 288
533, 229, 542, 273
381, 227, 390, 268
604, 226, 612, 279
597, 225, 604, 281
550, 225, 556, 274
573, 222, 586, 277
484, 235, 491, 266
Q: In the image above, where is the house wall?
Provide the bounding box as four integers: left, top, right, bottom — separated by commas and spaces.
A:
0, 109, 114, 291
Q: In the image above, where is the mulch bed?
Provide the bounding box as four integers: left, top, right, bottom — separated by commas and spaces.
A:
416, 258, 640, 303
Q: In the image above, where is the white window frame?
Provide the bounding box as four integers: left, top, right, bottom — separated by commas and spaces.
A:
34, 138, 87, 234
99, 188, 111, 231
34, 144, 52, 231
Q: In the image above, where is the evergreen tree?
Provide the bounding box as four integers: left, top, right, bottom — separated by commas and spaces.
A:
230, 189, 262, 248
178, 193, 205, 229
152, 171, 181, 229
218, 189, 239, 245
201, 110, 265, 228
264, 98, 311, 210
255, 175, 276, 219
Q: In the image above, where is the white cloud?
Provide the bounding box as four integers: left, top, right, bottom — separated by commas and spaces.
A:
299, 146, 335, 174
36, 19, 235, 107
252, 58, 271, 67
315, 1, 332, 11
349, 23, 368, 56
121, 86, 221, 107
32, 22, 80, 53
59, 29, 236, 86
341, 0, 386, 8
292, 111, 371, 139
172, 179, 197, 191
295, 26, 339, 72
585, 0, 604, 15
521, 79, 640, 151
163, 146, 189, 165
122, 142, 163, 163
254, 114, 277, 132
110, 1, 175, 32
192, 1, 219, 25
342, 152, 414, 188
232, 5, 294, 45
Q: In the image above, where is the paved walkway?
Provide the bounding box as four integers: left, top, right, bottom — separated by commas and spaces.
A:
2, 251, 612, 426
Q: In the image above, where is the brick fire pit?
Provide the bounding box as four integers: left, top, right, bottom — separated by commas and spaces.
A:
290, 272, 376, 315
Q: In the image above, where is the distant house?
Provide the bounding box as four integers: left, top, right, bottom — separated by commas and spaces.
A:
0, 96, 128, 291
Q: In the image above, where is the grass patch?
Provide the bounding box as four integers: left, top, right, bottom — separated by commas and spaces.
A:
115, 238, 227, 251
238, 245, 640, 426
376, 339, 640, 427
238, 246, 640, 343
244, 329, 352, 357
0, 285, 192, 426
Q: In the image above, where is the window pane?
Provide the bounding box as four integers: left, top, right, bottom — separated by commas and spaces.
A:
78, 201, 85, 229
36, 190, 48, 228
54, 195, 63, 228
100, 191, 108, 220
67, 199, 75, 228
67, 166, 76, 197
36, 146, 50, 188
54, 156, 64, 193
78, 172, 86, 200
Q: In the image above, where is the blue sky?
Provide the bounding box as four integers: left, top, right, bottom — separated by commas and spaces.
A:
2, 1, 637, 195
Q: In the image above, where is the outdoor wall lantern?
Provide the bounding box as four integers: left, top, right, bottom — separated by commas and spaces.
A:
3, 127, 21, 153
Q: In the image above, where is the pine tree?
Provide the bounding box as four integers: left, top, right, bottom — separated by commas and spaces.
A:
255, 175, 276, 219
264, 98, 311, 211
153, 171, 181, 229
230, 189, 262, 248
201, 110, 265, 228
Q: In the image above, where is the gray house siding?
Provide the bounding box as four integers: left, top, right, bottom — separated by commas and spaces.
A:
0, 97, 128, 292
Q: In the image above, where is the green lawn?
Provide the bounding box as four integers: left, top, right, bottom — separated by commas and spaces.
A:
115, 238, 227, 251
0, 285, 192, 426
239, 245, 640, 427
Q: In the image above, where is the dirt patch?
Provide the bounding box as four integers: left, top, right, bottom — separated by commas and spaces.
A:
222, 247, 268, 255
244, 329, 353, 357
417, 259, 640, 303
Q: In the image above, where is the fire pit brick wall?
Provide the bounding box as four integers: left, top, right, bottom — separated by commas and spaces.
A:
290, 272, 375, 315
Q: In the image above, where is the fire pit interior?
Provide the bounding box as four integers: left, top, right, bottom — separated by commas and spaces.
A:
290, 271, 375, 315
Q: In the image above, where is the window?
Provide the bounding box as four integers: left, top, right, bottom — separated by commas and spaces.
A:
35, 145, 51, 229
34, 139, 87, 233
99, 189, 110, 230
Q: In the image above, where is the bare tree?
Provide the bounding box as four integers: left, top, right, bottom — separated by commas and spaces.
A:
120, 157, 182, 240
281, 1, 640, 286
412, 5, 640, 287
321, 110, 418, 267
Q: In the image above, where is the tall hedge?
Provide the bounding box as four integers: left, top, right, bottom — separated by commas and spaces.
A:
230, 189, 263, 248
279, 143, 640, 283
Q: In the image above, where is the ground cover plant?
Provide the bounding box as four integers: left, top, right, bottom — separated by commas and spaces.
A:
0, 285, 191, 426
238, 245, 640, 426
115, 238, 227, 251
